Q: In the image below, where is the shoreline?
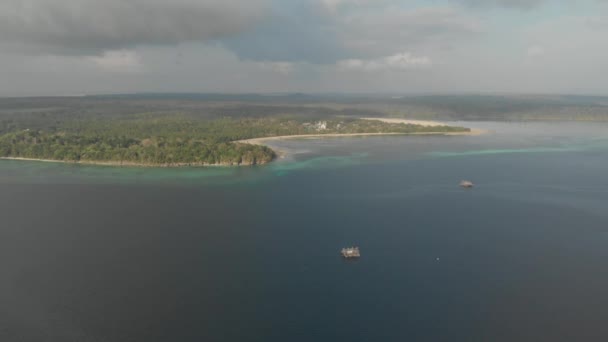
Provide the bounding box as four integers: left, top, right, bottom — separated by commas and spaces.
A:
237, 119, 486, 158
0, 157, 261, 168
237, 129, 484, 146
361, 117, 488, 135
1, 121, 484, 167
361, 117, 448, 127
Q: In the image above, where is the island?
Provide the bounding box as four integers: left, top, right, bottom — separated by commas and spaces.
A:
0, 96, 472, 167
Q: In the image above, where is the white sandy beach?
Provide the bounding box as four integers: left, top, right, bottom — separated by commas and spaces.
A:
362, 117, 487, 136
361, 118, 490, 135
238, 119, 485, 147
236, 119, 487, 159
361, 117, 447, 127
238, 132, 417, 146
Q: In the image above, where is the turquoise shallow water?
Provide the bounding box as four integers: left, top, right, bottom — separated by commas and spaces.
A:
429, 146, 582, 157
429, 137, 608, 157
1, 121, 608, 341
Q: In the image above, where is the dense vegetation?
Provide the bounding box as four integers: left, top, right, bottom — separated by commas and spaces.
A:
0, 130, 275, 166
0, 95, 480, 166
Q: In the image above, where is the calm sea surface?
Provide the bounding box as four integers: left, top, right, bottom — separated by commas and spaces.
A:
1, 122, 608, 342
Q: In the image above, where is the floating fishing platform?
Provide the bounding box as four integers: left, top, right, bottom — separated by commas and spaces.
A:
460, 180, 474, 188
341, 247, 360, 258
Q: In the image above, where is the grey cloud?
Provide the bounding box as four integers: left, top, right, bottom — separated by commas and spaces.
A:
454, 0, 545, 9
0, 0, 269, 55
223, 1, 346, 64
0, 0, 483, 65
225, 5, 481, 64
587, 16, 608, 29
340, 7, 482, 58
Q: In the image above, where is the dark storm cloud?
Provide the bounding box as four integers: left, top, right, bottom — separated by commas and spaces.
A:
454, 0, 545, 9
0, 0, 269, 55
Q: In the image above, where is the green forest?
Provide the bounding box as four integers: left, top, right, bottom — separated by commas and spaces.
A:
0, 130, 276, 166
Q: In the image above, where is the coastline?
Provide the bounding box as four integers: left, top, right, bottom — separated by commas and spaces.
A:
237, 127, 484, 146
361, 117, 488, 135
0, 157, 262, 168
0, 120, 484, 167
361, 117, 448, 127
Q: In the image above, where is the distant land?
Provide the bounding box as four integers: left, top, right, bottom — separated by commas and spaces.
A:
0, 93, 605, 167
84, 92, 608, 121
0, 95, 475, 167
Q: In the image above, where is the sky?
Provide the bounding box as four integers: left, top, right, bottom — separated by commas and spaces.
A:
1, 0, 607, 96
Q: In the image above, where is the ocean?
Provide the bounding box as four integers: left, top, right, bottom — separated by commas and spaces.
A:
1, 122, 608, 341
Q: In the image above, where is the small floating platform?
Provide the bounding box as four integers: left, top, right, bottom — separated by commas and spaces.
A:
460, 180, 474, 188
341, 247, 360, 258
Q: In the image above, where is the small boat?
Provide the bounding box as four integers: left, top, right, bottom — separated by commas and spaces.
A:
460, 180, 474, 188
341, 247, 360, 258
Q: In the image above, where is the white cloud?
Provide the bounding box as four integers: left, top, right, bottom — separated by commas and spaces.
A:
320, 0, 345, 11
337, 52, 432, 71
587, 15, 608, 29
457, 0, 545, 9
88, 50, 143, 72
339, 6, 482, 57
319, 0, 380, 12
527, 45, 545, 57
257, 61, 295, 75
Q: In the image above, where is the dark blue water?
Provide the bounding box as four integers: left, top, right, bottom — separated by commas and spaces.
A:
1, 122, 608, 341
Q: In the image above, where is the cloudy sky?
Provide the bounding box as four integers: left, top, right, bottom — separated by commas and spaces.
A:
1, 0, 607, 96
